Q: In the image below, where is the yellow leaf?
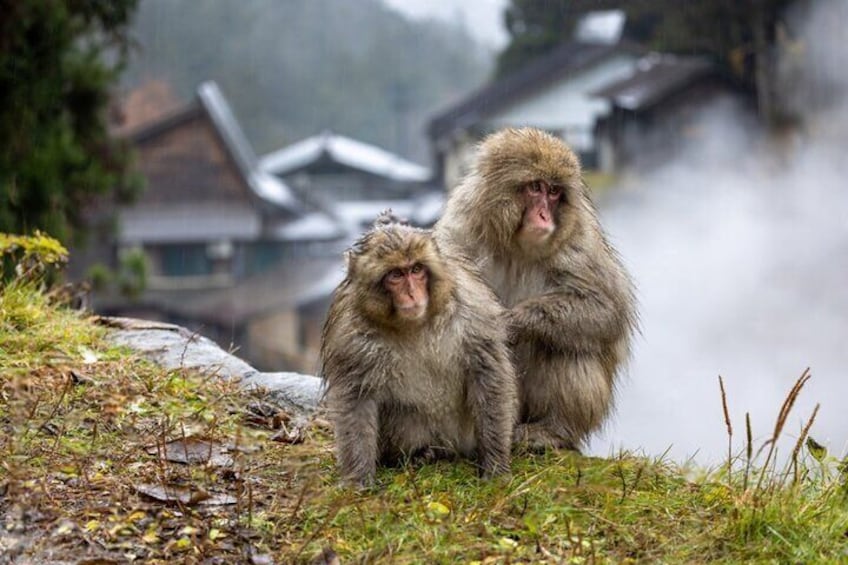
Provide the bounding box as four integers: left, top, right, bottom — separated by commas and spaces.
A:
174, 537, 192, 551
142, 529, 159, 544
127, 511, 147, 523
426, 501, 450, 518
497, 537, 518, 551
179, 526, 199, 536
84, 520, 100, 532
208, 528, 225, 541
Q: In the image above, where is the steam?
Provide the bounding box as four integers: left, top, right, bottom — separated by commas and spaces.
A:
592, 0, 848, 464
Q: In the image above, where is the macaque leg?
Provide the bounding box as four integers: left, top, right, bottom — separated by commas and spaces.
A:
514, 421, 580, 453
516, 353, 612, 452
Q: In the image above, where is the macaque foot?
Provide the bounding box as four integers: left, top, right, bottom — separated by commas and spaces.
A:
514, 423, 581, 454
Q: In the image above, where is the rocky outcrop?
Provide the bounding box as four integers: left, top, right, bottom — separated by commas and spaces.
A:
98, 317, 322, 414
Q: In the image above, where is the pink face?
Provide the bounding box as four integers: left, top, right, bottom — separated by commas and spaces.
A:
517, 180, 563, 245
383, 262, 429, 321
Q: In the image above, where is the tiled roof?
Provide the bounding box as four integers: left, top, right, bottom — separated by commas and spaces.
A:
260, 130, 430, 183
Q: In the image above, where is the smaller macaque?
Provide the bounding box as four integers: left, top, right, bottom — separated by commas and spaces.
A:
320, 215, 517, 486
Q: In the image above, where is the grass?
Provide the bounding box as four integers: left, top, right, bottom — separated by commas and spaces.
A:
2, 278, 848, 563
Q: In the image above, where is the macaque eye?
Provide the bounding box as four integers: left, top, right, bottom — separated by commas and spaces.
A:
548, 184, 563, 197
411, 263, 424, 274
528, 181, 542, 194
387, 268, 404, 282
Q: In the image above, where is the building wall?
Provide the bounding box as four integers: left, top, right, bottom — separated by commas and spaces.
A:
134, 114, 250, 205
599, 80, 739, 172
247, 309, 305, 372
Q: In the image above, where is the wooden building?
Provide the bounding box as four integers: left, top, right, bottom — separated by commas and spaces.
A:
88, 81, 346, 372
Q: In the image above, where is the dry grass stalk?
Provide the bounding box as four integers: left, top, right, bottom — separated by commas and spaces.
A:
718, 376, 733, 484
790, 403, 820, 484
744, 412, 753, 491
755, 368, 812, 492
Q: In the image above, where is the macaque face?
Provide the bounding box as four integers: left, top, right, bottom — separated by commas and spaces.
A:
517, 180, 563, 246
383, 262, 429, 321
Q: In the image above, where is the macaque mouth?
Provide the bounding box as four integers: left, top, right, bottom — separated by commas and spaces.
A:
395, 300, 428, 321
523, 203, 555, 235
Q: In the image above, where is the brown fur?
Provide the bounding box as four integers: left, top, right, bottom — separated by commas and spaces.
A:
321, 219, 518, 485
435, 128, 637, 450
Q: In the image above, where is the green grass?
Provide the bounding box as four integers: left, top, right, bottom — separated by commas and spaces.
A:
2, 279, 847, 563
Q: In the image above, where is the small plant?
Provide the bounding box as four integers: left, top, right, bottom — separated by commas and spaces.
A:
0, 231, 68, 284
85, 263, 113, 292
117, 247, 149, 300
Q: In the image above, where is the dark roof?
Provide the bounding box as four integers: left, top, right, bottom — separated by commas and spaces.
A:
428, 41, 642, 140
591, 54, 715, 112
127, 103, 203, 143
124, 81, 302, 215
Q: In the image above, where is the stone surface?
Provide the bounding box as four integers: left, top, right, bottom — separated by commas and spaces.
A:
99, 317, 323, 413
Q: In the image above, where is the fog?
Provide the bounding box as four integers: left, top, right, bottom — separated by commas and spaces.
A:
592, 0, 848, 464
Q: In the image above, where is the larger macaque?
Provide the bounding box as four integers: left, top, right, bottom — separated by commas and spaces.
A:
321, 216, 517, 486
435, 128, 637, 451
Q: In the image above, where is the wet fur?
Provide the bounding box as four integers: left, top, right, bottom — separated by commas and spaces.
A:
321, 221, 518, 485
435, 128, 638, 450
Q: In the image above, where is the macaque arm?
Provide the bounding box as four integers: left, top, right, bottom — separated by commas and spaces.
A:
464, 336, 516, 477
330, 390, 379, 486
322, 330, 383, 486
511, 287, 627, 353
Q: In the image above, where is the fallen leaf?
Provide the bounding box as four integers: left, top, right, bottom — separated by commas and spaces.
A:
146, 437, 233, 467
425, 501, 451, 522
270, 423, 306, 444
78, 345, 100, 364
135, 483, 236, 506
310, 546, 339, 565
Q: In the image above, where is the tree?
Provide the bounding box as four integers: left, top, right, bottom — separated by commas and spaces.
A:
0, 0, 141, 244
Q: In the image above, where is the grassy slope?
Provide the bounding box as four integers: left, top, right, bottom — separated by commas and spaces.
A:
1, 281, 847, 563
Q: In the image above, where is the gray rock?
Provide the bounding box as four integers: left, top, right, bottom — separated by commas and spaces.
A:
99, 317, 323, 413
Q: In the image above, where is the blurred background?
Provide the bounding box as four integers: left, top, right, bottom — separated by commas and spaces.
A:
1, 0, 845, 465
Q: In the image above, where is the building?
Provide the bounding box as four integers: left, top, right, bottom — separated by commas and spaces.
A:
260, 130, 441, 231
427, 11, 741, 188
87, 81, 346, 371
428, 41, 643, 189
593, 54, 740, 172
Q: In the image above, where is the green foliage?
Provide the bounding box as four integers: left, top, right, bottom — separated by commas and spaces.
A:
0, 0, 141, 244
125, 0, 491, 160
85, 263, 112, 292
0, 231, 68, 283
497, 0, 577, 77
116, 247, 148, 300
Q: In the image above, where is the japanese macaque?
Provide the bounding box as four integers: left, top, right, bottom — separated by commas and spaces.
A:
435, 128, 637, 451
320, 215, 517, 486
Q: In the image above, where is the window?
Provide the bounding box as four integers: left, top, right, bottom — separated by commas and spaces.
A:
160, 244, 213, 277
